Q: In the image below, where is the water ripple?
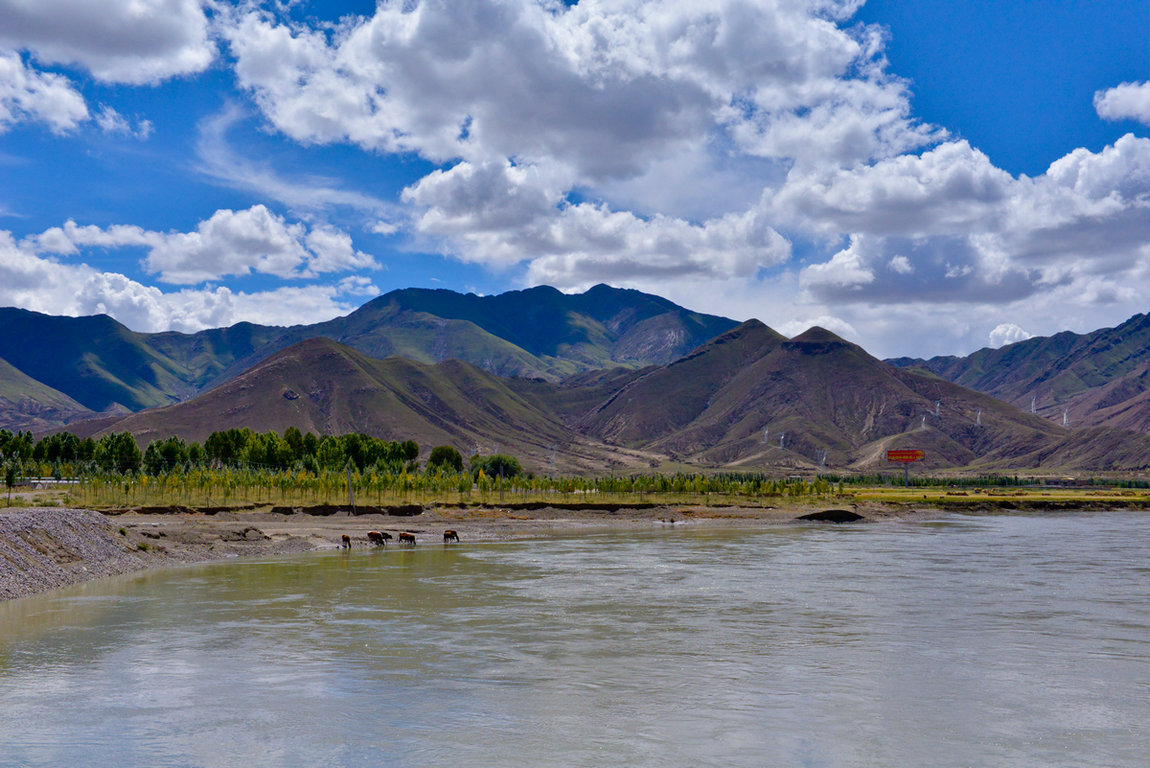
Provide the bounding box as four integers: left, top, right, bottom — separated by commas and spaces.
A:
2, 512, 1149, 767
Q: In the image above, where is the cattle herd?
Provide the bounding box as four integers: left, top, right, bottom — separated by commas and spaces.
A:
339, 529, 459, 548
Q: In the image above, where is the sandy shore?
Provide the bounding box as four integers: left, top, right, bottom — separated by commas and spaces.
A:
0, 501, 924, 601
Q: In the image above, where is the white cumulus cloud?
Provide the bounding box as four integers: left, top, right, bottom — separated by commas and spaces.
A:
789, 134, 1150, 307
403, 159, 791, 285
0, 49, 87, 133
95, 105, 153, 139
988, 323, 1032, 348
223, 0, 934, 178
0, 0, 215, 85
30, 206, 378, 285
0, 230, 373, 333
217, 0, 932, 285
1094, 81, 1150, 126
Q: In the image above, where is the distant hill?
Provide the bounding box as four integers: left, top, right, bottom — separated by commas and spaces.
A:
0, 284, 737, 431
888, 313, 1150, 433
0, 309, 285, 421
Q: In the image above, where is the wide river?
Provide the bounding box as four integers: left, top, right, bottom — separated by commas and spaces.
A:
1, 512, 1149, 767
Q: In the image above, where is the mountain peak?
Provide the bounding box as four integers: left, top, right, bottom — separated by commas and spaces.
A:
242, 337, 370, 380
276, 336, 355, 357
783, 326, 865, 357
790, 326, 845, 344
672, 318, 783, 365
702, 317, 781, 344
339, 282, 738, 369
583, 283, 633, 297
738, 318, 767, 330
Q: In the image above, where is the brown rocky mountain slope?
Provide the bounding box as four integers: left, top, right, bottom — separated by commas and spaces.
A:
71, 338, 652, 473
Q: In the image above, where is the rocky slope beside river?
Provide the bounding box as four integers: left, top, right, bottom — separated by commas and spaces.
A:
0, 508, 318, 601
0, 508, 158, 600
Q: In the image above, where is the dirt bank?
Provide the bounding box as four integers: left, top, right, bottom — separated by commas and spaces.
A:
0, 501, 924, 601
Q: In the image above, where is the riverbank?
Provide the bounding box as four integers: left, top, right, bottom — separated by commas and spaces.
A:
0, 501, 931, 601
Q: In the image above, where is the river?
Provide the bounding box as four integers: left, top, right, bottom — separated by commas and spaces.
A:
1, 512, 1148, 767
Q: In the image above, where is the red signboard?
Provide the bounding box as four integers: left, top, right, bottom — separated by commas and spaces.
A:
887, 449, 925, 463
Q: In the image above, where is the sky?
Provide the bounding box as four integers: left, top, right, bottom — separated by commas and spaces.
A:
1, 0, 1149, 359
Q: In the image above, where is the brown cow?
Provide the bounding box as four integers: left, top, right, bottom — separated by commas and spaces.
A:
398, 532, 416, 545
443, 529, 460, 543
340, 534, 351, 549
367, 531, 392, 546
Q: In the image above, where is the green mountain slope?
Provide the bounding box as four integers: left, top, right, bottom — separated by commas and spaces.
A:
267, 284, 739, 380
145, 322, 285, 390
348, 284, 735, 364
200, 284, 738, 388
0, 309, 194, 413
0, 356, 94, 432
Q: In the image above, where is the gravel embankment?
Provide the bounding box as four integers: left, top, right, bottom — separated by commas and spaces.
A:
0, 508, 155, 600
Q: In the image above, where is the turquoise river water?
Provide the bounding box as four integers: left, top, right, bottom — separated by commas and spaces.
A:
1, 511, 1149, 767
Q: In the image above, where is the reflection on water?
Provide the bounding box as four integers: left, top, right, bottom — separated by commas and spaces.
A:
2, 513, 1149, 767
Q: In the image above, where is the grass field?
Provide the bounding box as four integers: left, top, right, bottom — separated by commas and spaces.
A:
7, 468, 1150, 513
850, 485, 1150, 511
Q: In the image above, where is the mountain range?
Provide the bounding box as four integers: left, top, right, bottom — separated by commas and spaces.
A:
6, 285, 1150, 473
0, 284, 734, 429
62, 319, 1150, 474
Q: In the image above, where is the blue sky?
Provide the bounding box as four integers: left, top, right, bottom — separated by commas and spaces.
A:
1, 0, 1149, 358
858, 0, 1149, 175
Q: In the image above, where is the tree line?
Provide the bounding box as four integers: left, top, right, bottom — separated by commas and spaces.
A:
0, 427, 523, 482
1, 427, 848, 508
